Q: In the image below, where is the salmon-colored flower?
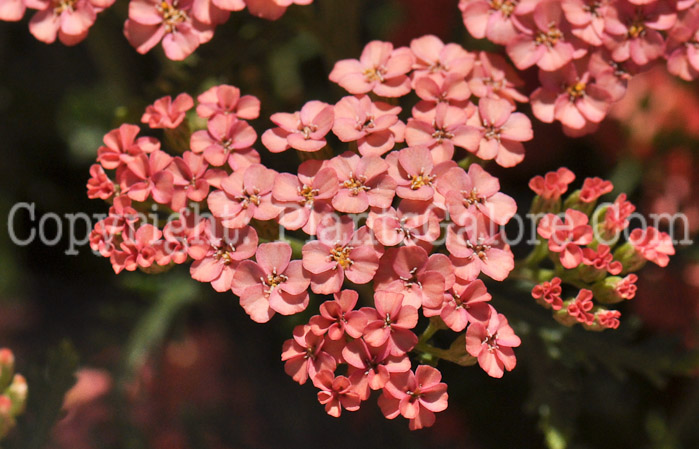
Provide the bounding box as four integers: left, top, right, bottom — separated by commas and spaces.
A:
366, 200, 441, 250
124, 0, 215, 61
110, 224, 162, 273
439, 279, 492, 331
301, 216, 381, 294
467, 96, 533, 167
604, 0, 676, 66
281, 324, 337, 385
272, 160, 337, 234
409, 34, 475, 80
405, 104, 480, 162
386, 145, 457, 201
168, 151, 225, 211
189, 114, 258, 167
529, 167, 576, 200
437, 163, 518, 226
374, 246, 453, 309
329, 40, 414, 97
537, 209, 594, 268
328, 152, 396, 213
530, 62, 613, 133
119, 150, 175, 204
97, 124, 160, 170
566, 289, 595, 325
532, 277, 564, 310
596, 309, 621, 329
141, 93, 194, 129
262, 100, 334, 153
469, 51, 529, 104
629, 227, 675, 267
309, 289, 363, 340
189, 221, 258, 292
506, 0, 577, 71
343, 339, 410, 400
378, 365, 448, 430
465, 311, 520, 378
332, 95, 404, 157
196, 84, 261, 120
460, 0, 526, 45
312, 371, 361, 418
580, 176, 613, 202
447, 218, 515, 282
233, 242, 310, 323
0, 0, 26, 21
27, 0, 114, 46
207, 164, 281, 228
86, 164, 114, 200
362, 291, 418, 356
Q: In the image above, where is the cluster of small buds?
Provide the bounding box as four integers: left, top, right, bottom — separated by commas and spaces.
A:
528, 167, 675, 330
459, 0, 699, 134
86, 36, 537, 429
0, 0, 313, 59
0, 349, 27, 440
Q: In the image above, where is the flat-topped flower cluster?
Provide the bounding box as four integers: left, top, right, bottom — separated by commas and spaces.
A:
85, 36, 673, 429
86, 36, 535, 429
459, 0, 699, 134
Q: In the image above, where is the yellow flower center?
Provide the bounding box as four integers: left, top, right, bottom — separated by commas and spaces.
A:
363, 67, 386, 83
490, 0, 516, 17
342, 174, 370, 196
409, 171, 435, 190
535, 24, 564, 47
298, 184, 318, 205
330, 245, 353, 269
567, 81, 587, 100
157, 1, 188, 33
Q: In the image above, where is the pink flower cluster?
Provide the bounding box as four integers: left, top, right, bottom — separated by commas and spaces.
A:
85, 37, 675, 428
87, 68, 526, 428
0, 0, 312, 58
459, 0, 699, 134
529, 166, 675, 330
318, 37, 534, 167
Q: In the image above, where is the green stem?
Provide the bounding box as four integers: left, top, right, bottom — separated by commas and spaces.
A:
418, 317, 445, 345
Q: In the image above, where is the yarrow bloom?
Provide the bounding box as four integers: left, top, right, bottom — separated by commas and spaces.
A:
565, 289, 595, 325
437, 163, 517, 226
27, 0, 115, 45
262, 101, 334, 153
378, 365, 448, 430
529, 167, 576, 200
124, 0, 215, 60
312, 371, 361, 418
83, 30, 679, 428
580, 176, 614, 202
628, 227, 675, 267
272, 160, 338, 235
207, 164, 281, 228
332, 95, 404, 157
467, 96, 533, 167
465, 312, 521, 378
233, 242, 310, 323
532, 277, 563, 310
196, 84, 261, 120
329, 40, 414, 97
141, 93, 194, 129
537, 209, 594, 268
301, 216, 382, 294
